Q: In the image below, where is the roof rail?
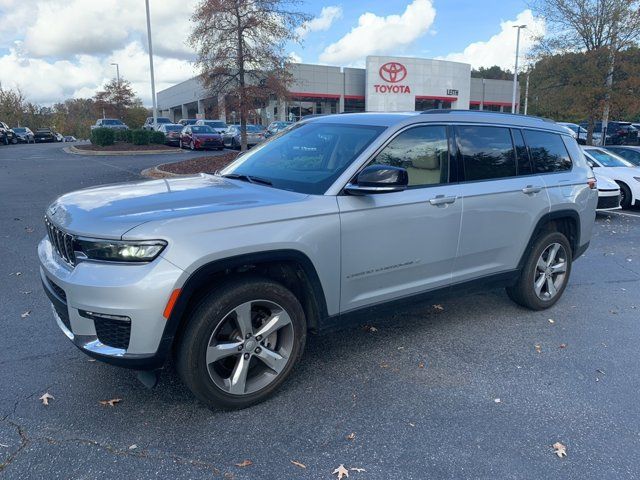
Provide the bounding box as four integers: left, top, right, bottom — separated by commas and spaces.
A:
419, 109, 556, 123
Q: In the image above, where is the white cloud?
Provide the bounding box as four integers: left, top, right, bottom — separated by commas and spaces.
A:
440, 10, 545, 70
296, 5, 342, 38
319, 0, 436, 65
288, 51, 302, 63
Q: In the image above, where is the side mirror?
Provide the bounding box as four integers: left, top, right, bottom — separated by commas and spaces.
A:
345, 165, 409, 195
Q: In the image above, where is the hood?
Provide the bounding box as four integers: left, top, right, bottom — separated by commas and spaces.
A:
593, 171, 619, 190
46, 174, 307, 239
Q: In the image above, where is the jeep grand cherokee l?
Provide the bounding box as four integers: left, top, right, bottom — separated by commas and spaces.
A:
39, 111, 597, 409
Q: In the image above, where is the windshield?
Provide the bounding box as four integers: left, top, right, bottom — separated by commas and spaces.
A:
13, 128, 26, 133
220, 122, 385, 195
192, 126, 214, 134
247, 125, 263, 132
606, 148, 640, 166
104, 119, 122, 125
586, 148, 634, 167
204, 121, 226, 129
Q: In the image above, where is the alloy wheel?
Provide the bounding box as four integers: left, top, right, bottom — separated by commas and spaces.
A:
534, 243, 568, 301
205, 300, 294, 396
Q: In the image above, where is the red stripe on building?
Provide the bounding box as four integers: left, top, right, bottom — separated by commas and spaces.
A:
415, 95, 458, 102
344, 95, 365, 100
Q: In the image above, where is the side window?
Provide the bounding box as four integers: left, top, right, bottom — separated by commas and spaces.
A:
512, 129, 532, 176
370, 125, 448, 187
456, 126, 516, 181
523, 130, 572, 173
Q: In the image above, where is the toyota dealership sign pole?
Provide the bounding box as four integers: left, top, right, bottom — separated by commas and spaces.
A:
511, 24, 526, 114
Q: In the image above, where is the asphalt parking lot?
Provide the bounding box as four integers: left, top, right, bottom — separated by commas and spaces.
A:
1, 142, 640, 479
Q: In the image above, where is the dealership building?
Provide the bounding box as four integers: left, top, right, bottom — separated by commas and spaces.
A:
157, 55, 519, 124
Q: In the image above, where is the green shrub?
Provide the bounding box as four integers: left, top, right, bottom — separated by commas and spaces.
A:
150, 131, 166, 144
114, 129, 132, 143
90, 128, 115, 146
131, 129, 150, 145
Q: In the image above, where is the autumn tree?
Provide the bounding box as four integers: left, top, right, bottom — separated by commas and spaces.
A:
471, 66, 513, 80
531, 0, 640, 143
189, 0, 309, 150
93, 78, 138, 120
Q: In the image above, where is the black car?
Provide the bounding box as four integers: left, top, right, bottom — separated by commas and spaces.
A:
34, 128, 56, 143
1, 121, 17, 145
581, 121, 639, 145
12, 127, 35, 143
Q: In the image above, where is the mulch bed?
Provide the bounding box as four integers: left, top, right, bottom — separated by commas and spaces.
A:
76, 143, 177, 152
159, 152, 239, 175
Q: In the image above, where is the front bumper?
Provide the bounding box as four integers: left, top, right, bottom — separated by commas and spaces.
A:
38, 237, 185, 369
597, 190, 622, 211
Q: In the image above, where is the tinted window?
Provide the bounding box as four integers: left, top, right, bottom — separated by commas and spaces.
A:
512, 129, 532, 175
164, 125, 183, 132
585, 148, 633, 167
523, 130, 572, 173
192, 126, 214, 134
456, 126, 516, 181
607, 147, 640, 166
370, 125, 448, 187
221, 123, 384, 195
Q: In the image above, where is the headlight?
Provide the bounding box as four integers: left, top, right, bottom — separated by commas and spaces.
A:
75, 239, 167, 263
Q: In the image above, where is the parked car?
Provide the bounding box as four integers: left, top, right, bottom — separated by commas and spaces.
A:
223, 124, 265, 148
34, 128, 56, 143
55, 132, 64, 142
557, 122, 587, 145
63, 136, 77, 142
582, 146, 640, 208
604, 146, 640, 166
178, 118, 198, 126
580, 121, 638, 145
39, 111, 596, 409
194, 119, 228, 134
142, 117, 173, 131
0, 121, 17, 145
592, 171, 621, 211
265, 121, 294, 138
91, 118, 129, 131
158, 124, 184, 146
12, 127, 35, 144
179, 125, 224, 150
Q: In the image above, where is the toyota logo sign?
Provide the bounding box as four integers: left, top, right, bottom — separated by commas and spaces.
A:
379, 62, 407, 83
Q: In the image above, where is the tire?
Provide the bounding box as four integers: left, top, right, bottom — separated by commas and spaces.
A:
506, 231, 572, 310
617, 182, 632, 209
217, 146, 224, 151
176, 277, 307, 409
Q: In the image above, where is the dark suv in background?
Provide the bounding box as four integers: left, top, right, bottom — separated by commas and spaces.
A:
581, 121, 639, 145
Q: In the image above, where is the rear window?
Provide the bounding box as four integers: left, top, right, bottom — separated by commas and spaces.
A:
456, 126, 516, 181
523, 130, 572, 173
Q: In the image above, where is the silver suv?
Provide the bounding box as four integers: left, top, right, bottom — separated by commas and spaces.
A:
39, 111, 597, 409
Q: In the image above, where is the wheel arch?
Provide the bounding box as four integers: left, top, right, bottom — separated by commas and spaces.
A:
163, 249, 328, 352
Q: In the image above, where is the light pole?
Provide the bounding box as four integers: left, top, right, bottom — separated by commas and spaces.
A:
145, 0, 158, 130
511, 24, 526, 114
110, 62, 120, 86
111, 62, 121, 119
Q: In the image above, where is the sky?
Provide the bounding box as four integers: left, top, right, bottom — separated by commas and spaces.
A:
0, 0, 545, 106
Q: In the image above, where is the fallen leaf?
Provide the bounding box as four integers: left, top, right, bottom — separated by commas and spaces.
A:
88, 359, 96, 362
548, 318, 555, 324
433, 304, 444, 311
596, 369, 606, 375
350, 467, 366, 473
24, 227, 34, 233
408, 422, 415, 427
99, 398, 122, 407
362, 325, 377, 333
332, 464, 349, 479
535, 344, 542, 354
559, 343, 567, 349
39, 393, 54, 406
20, 291, 32, 295
552, 442, 567, 458
346, 432, 356, 441
0, 443, 8, 448
290, 460, 306, 469
494, 398, 501, 403
21, 310, 31, 319
129, 444, 138, 450
235, 460, 252, 468
418, 362, 425, 369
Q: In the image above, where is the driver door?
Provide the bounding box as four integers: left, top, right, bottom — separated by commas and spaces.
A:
337, 125, 463, 312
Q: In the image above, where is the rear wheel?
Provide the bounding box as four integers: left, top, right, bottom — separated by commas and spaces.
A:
506, 231, 572, 310
176, 277, 306, 409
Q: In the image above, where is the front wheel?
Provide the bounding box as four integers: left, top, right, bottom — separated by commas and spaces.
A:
176, 277, 306, 409
506, 231, 572, 310
617, 182, 632, 209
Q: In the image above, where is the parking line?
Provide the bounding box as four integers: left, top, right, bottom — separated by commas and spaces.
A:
603, 210, 640, 218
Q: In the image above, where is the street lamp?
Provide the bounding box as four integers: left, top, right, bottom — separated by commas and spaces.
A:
110, 62, 120, 86
145, 0, 158, 130
511, 24, 527, 114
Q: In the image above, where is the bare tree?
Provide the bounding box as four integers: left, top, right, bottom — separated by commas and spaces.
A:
531, 0, 640, 143
189, 0, 309, 150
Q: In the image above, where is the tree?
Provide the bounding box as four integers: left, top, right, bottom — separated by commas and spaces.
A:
93, 78, 138, 120
471, 66, 513, 80
531, 0, 640, 143
189, 0, 310, 150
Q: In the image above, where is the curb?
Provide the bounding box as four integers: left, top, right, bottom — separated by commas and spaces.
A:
67, 145, 186, 156
141, 164, 194, 179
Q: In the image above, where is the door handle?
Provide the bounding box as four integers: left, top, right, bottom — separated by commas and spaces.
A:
429, 195, 456, 206
522, 185, 542, 194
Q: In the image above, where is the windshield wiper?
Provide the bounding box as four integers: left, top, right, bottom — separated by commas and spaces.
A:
221, 173, 273, 186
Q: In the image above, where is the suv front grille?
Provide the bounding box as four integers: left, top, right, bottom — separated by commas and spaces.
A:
44, 216, 76, 266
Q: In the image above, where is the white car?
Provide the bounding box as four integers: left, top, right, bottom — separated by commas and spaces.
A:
593, 171, 621, 211
582, 146, 640, 209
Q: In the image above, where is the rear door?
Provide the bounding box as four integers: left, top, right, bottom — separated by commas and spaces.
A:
338, 124, 463, 312
452, 125, 550, 283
